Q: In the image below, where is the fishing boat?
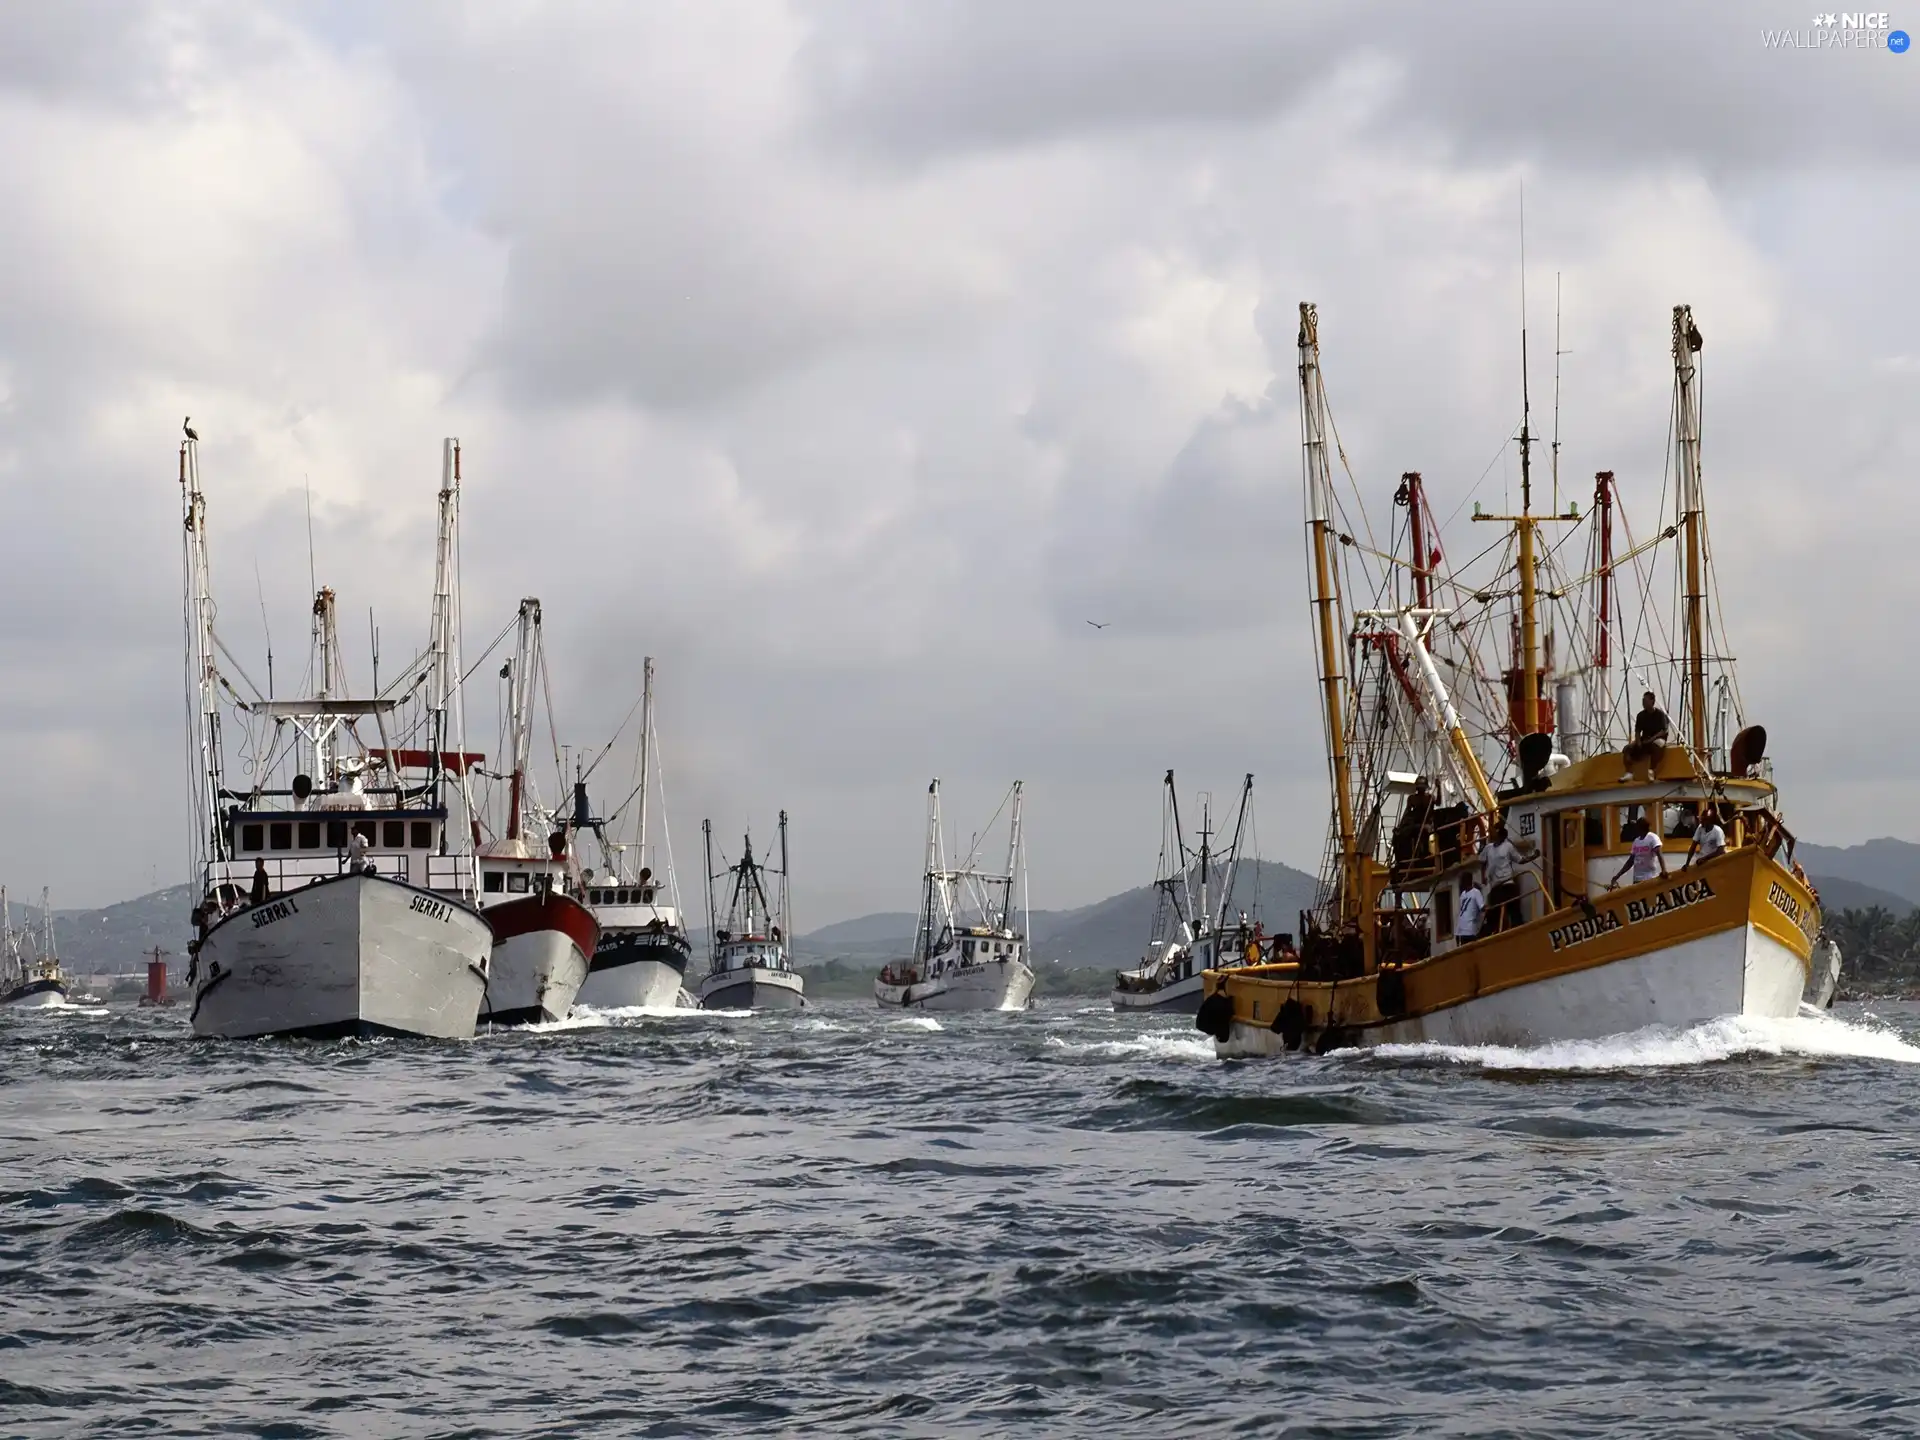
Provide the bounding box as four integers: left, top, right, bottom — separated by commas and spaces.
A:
572, 657, 695, 1009
697, 813, 806, 1009
474, 598, 599, 1025
180, 434, 492, 1040
1112, 773, 1264, 1014
1196, 302, 1833, 1056
875, 780, 1035, 1012
1, 887, 70, 1008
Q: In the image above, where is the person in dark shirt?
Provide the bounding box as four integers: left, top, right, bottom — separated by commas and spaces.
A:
1621, 691, 1670, 781
250, 857, 272, 906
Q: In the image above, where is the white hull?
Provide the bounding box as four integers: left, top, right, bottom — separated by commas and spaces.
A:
483, 926, 590, 1026
575, 957, 684, 1009
875, 958, 1035, 1012
1217, 922, 1806, 1057
191, 873, 491, 1040
698, 966, 807, 1010
1111, 971, 1206, 1013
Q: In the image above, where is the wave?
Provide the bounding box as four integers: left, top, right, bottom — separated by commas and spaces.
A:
889, 1017, 943, 1031
1363, 1011, 1920, 1072
1045, 1031, 1216, 1062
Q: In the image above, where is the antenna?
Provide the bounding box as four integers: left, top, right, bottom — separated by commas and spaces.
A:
1551, 272, 1566, 515
304, 476, 317, 603
254, 561, 274, 699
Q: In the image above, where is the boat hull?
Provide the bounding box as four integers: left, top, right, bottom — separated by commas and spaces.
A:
481, 892, 597, 1026
2, 977, 70, 1008
875, 958, 1034, 1012
1206, 849, 1815, 1057
190, 872, 491, 1041
698, 966, 807, 1011
574, 927, 692, 1009
1111, 971, 1206, 1014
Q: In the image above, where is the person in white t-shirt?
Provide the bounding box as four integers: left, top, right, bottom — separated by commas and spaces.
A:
1687, 808, 1728, 868
1609, 817, 1666, 889
1480, 822, 1532, 932
1457, 880, 1486, 942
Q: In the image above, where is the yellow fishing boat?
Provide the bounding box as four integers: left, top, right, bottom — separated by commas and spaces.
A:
1196, 302, 1840, 1056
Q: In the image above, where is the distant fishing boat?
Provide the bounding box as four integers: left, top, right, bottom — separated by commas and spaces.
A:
572, 658, 695, 1009
875, 780, 1035, 1012
1112, 772, 1264, 1014
474, 598, 599, 1026
181, 435, 492, 1040
697, 812, 806, 1010
1196, 303, 1831, 1056
1, 887, 70, 1008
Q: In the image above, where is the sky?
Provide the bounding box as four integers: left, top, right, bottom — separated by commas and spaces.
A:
0, 1, 1913, 925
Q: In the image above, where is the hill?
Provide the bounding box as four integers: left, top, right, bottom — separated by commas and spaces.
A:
1807, 875, 1915, 918
1797, 838, 1920, 907
791, 859, 1322, 970
5, 886, 193, 975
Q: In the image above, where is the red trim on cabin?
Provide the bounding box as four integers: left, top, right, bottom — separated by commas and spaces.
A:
486, 891, 600, 955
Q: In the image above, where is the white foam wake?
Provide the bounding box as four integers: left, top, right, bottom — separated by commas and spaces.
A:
1046, 1031, 1216, 1062
1365, 1010, 1920, 1071
889, 1016, 943, 1031
563, 1003, 718, 1027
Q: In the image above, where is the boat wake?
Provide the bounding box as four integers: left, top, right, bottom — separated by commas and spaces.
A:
564, 1003, 721, 1027
889, 1016, 943, 1032
1046, 1031, 1215, 1063
1361, 1010, 1920, 1072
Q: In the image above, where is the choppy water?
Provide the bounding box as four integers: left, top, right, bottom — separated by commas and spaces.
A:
5, 996, 1920, 1438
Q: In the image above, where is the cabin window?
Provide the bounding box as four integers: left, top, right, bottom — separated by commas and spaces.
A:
327, 820, 349, 849
382, 821, 406, 849
1664, 804, 1697, 841
508, 872, 531, 894
1616, 805, 1644, 845
1435, 886, 1454, 941
641, 886, 656, 903
1584, 811, 1604, 847
352, 820, 376, 843
483, 872, 504, 893
411, 821, 433, 849
270, 822, 293, 851
240, 823, 264, 852
298, 822, 321, 850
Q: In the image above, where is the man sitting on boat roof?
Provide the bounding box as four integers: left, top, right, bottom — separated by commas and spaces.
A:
1620, 691, 1670, 782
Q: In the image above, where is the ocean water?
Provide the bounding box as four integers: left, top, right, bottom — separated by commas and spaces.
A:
5, 996, 1920, 1438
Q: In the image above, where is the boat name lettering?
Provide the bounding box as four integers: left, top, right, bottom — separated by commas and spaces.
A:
1624, 877, 1716, 925
410, 894, 451, 923
1548, 878, 1717, 953
1767, 880, 1818, 939
250, 898, 300, 929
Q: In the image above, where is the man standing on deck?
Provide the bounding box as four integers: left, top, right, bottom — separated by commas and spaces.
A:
1609, 817, 1668, 890
1480, 823, 1530, 932
1457, 878, 1486, 943
1686, 808, 1728, 868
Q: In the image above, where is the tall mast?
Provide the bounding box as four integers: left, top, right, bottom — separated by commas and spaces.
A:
918, 779, 943, 964
1001, 781, 1024, 932
505, 598, 541, 842
181, 435, 226, 873
40, 887, 53, 962
310, 587, 340, 782
1196, 791, 1212, 938
636, 656, 654, 872
1297, 304, 1360, 923
1401, 472, 1433, 610
429, 440, 461, 809
1673, 305, 1709, 754
701, 819, 717, 965
1219, 773, 1254, 931
1516, 255, 1542, 738
777, 809, 790, 941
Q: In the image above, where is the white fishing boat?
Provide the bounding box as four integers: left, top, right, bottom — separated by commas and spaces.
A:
698, 813, 806, 1010
1112, 773, 1265, 1014
1, 888, 71, 1008
474, 598, 599, 1026
1196, 303, 1832, 1056
875, 780, 1035, 1013
180, 433, 492, 1040
572, 657, 694, 1009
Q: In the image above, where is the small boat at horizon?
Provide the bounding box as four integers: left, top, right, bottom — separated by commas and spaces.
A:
1112, 771, 1264, 1015
697, 812, 806, 1010
875, 780, 1035, 1013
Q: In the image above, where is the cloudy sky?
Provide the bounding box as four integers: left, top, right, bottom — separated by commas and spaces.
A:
0, 1, 1912, 925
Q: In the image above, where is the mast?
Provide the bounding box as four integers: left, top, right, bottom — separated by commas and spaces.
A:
429, 441, 460, 809
1400, 472, 1433, 611
1218, 773, 1253, 932
40, 887, 53, 964
310, 587, 340, 782
777, 809, 790, 943
636, 656, 654, 874
1195, 791, 1212, 938
1516, 275, 1543, 738
701, 818, 717, 966
1673, 305, 1709, 754
1, 887, 11, 984
505, 598, 541, 842
1001, 781, 1024, 933
917, 780, 942, 965
181, 435, 225, 875
1297, 303, 1360, 924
